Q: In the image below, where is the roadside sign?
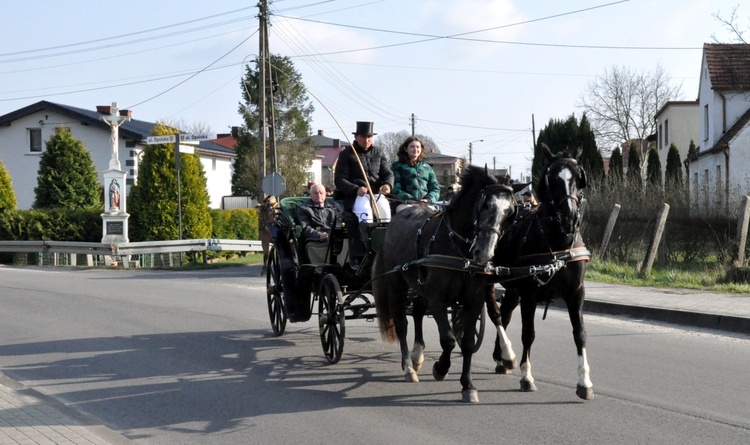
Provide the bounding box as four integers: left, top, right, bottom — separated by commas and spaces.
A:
262, 172, 286, 196
145, 134, 212, 145
146, 135, 176, 145
179, 133, 210, 142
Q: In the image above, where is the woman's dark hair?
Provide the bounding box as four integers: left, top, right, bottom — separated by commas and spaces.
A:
397, 136, 426, 164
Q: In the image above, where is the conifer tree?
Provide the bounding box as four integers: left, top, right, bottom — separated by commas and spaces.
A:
129, 122, 212, 241
609, 147, 624, 182
646, 147, 663, 186
234, 54, 316, 198
0, 158, 16, 211
665, 143, 683, 191
626, 142, 643, 188
33, 127, 99, 210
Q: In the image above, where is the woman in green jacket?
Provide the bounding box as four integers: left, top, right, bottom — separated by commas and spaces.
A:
390, 136, 440, 207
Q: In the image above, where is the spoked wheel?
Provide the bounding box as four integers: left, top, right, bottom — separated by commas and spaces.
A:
266, 246, 287, 336
452, 304, 486, 353
318, 274, 345, 364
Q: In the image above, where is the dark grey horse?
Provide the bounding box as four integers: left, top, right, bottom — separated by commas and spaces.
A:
373, 165, 518, 403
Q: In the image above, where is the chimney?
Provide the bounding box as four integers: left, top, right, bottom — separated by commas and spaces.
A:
333, 139, 340, 148
317, 129, 324, 136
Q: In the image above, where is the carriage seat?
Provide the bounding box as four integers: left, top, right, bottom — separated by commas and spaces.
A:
278, 196, 343, 263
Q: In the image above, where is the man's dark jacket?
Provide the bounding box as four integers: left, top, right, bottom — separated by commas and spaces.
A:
333, 141, 394, 210
296, 200, 342, 240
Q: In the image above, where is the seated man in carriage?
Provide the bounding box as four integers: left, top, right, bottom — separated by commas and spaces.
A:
296, 183, 342, 263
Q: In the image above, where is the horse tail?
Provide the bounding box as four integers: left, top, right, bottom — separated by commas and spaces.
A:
372, 253, 397, 342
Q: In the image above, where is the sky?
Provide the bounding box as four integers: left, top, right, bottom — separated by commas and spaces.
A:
0, 0, 744, 180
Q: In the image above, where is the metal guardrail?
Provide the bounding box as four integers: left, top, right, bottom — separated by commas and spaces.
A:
0, 239, 263, 267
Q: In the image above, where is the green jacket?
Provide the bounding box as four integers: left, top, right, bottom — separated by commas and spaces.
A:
390, 160, 440, 203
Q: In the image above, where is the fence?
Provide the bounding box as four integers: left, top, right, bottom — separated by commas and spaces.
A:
0, 239, 263, 268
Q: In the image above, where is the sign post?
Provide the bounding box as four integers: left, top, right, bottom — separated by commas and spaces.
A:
145, 133, 211, 240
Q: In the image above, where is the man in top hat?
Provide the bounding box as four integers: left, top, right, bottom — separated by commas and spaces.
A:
334, 121, 393, 209
334, 121, 394, 268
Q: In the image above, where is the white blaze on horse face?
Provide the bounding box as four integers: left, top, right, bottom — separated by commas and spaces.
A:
472, 194, 512, 263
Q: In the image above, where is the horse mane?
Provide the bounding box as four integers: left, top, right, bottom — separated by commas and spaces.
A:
446, 165, 500, 212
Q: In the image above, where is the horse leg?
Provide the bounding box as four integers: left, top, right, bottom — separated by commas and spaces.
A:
458, 300, 482, 403
430, 304, 455, 382
410, 296, 426, 372
518, 295, 537, 392
566, 286, 594, 400
392, 294, 419, 382
493, 288, 519, 374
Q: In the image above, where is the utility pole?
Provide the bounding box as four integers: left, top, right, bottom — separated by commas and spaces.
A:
493, 156, 496, 170
468, 139, 483, 165
258, 0, 268, 181
410, 113, 415, 136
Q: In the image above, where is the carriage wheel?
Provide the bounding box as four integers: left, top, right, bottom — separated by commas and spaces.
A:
266, 246, 287, 336
318, 274, 345, 364
452, 304, 486, 353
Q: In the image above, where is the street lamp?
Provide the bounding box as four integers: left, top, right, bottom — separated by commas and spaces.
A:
468, 139, 483, 165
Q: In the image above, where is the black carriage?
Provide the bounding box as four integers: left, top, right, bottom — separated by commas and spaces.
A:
264, 196, 486, 364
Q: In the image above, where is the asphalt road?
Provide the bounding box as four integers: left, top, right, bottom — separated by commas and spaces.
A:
1, 266, 749, 445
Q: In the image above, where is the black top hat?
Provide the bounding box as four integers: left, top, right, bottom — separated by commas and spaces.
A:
353, 121, 376, 136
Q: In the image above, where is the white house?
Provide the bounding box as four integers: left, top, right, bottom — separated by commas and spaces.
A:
0, 101, 235, 210
690, 43, 750, 216
654, 100, 699, 184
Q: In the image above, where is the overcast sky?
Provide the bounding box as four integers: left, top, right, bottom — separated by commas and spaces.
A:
1, 0, 743, 179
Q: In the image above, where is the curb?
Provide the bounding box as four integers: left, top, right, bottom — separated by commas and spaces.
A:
552, 299, 750, 334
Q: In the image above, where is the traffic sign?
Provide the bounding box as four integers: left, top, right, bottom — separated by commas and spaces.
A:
262, 172, 286, 196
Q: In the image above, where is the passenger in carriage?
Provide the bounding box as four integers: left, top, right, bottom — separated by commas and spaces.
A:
390, 135, 440, 213
334, 121, 394, 269
297, 183, 342, 263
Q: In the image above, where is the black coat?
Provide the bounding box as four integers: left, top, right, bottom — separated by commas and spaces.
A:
334, 141, 394, 210
296, 200, 341, 240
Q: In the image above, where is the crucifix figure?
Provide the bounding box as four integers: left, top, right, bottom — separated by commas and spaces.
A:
97, 102, 132, 171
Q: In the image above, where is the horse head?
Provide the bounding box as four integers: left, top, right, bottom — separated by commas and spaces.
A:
448, 166, 518, 264
539, 144, 587, 236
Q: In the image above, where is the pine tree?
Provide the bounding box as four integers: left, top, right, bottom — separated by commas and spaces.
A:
626, 142, 642, 188
33, 127, 100, 210
234, 54, 316, 198
534, 113, 604, 183
665, 143, 683, 191
0, 158, 16, 211
609, 147, 624, 182
646, 147, 662, 186
129, 122, 212, 241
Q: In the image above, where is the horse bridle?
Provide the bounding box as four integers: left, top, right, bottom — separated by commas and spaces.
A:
440, 183, 515, 255
544, 159, 585, 235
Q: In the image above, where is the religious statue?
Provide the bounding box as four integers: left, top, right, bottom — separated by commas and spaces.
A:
109, 179, 121, 212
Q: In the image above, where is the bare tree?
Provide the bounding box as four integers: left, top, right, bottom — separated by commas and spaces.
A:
377, 130, 439, 164
578, 63, 683, 176
712, 4, 748, 43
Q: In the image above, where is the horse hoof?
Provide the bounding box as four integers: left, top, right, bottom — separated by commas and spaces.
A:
432, 363, 448, 381
495, 364, 512, 375
411, 353, 424, 372
576, 385, 594, 400
404, 370, 419, 383
520, 379, 537, 392
462, 389, 479, 403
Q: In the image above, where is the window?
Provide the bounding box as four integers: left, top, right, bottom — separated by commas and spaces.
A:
664, 119, 669, 146
212, 158, 216, 171
658, 124, 663, 149
29, 128, 42, 152
704, 105, 709, 142
715, 165, 722, 211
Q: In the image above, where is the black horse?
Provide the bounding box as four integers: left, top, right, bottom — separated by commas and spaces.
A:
373, 165, 518, 403
490, 144, 594, 400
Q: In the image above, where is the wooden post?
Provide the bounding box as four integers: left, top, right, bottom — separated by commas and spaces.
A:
642, 203, 670, 276
599, 203, 621, 260
734, 195, 750, 267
